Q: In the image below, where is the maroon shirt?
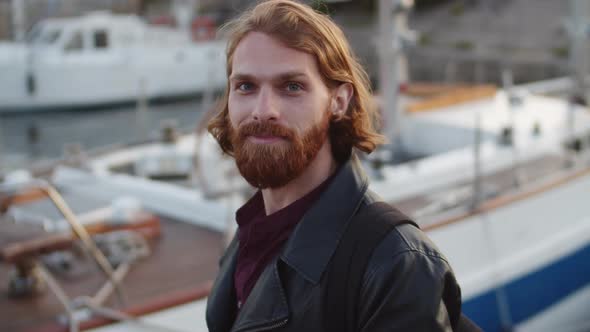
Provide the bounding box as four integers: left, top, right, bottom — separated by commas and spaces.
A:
234, 174, 335, 308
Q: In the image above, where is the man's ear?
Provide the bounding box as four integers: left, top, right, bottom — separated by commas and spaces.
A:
330, 83, 354, 117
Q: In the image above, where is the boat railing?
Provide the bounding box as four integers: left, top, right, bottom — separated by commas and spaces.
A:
0, 177, 186, 331
417, 149, 590, 231
0, 179, 125, 330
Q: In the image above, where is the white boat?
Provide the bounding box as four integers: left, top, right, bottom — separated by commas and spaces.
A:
0, 11, 227, 113
371, 88, 590, 331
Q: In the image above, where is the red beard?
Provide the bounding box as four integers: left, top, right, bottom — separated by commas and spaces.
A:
230, 115, 329, 189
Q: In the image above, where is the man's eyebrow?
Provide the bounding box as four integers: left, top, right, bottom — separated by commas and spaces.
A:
229, 71, 309, 82
229, 73, 255, 82
276, 71, 309, 81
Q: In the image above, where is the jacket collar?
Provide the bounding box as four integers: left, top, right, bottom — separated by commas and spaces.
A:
279, 155, 369, 284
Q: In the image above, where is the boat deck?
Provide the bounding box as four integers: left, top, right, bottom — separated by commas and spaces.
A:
0, 198, 223, 331
392, 152, 570, 226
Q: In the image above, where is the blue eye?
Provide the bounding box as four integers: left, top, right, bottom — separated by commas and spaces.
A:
237, 82, 254, 91
286, 82, 302, 92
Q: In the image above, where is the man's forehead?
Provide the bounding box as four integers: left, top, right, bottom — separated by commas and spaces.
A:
230, 32, 320, 81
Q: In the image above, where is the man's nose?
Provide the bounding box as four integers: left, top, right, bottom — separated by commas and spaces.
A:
251, 87, 279, 122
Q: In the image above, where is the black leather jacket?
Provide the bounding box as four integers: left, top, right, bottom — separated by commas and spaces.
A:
206, 157, 462, 332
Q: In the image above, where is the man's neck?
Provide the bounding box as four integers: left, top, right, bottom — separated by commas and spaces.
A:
261, 143, 336, 216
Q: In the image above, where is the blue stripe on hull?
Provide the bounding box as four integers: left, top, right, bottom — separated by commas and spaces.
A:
462, 243, 590, 332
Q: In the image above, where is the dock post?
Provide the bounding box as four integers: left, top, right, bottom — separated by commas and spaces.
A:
136, 77, 149, 141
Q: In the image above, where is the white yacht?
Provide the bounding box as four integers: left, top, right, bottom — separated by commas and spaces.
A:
0, 11, 227, 112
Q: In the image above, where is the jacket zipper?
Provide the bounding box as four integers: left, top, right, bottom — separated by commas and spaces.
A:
235, 318, 288, 332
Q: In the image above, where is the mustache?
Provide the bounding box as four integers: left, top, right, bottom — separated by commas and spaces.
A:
237, 121, 295, 140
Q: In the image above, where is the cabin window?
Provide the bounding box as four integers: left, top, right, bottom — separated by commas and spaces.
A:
26, 24, 43, 44
64, 31, 83, 52
42, 29, 61, 45
93, 30, 109, 49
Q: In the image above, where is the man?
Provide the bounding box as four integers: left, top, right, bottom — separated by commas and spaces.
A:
206, 1, 462, 331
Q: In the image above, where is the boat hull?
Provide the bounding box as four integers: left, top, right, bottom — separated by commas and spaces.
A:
425, 168, 590, 332
0, 41, 226, 113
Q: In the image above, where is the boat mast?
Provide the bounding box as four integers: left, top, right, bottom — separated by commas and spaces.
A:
568, 0, 590, 101
11, 0, 26, 42
0, 118, 3, 174
377, 0, 413, 153
172, 0, 197, 37
566, 0, 590, 164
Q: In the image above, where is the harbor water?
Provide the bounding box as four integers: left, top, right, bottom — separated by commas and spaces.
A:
0, 99, 207, 171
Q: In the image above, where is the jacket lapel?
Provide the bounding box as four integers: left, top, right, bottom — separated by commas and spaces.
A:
230, 260, 290, 332
280, 156, 369, 284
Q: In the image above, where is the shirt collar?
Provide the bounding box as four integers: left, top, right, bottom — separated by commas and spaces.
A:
235, 191, 265, 227
235, 170, 339, 228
